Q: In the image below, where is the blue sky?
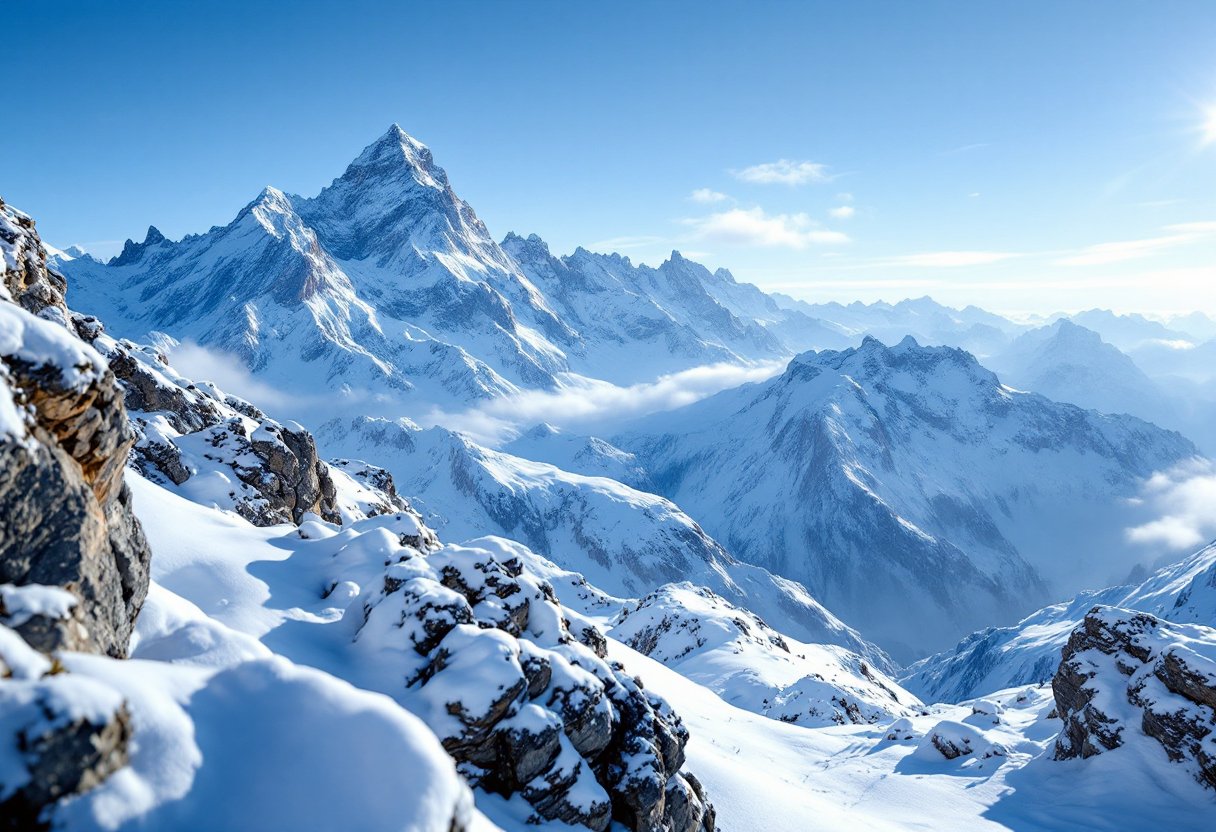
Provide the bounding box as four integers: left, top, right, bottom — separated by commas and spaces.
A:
4, 1, 1216, 313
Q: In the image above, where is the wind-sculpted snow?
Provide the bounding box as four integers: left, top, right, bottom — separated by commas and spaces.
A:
612, 584, 920, 727
317, 414, 894, 671
615, 336, 1200, 662
904, 540, 1216, 703
0, 616, 480, 832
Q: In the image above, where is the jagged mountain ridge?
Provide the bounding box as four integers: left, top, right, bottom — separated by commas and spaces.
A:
607, 336, 1200, 663
315, 412, 893, 671
57, 126, 819, 417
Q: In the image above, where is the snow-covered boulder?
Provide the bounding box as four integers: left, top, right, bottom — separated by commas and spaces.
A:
916, 719, 1006, 761
614, 584, 919, 727
1052, 606, 1216, 789
320, 523, 715, 832
0, 625, 133, 829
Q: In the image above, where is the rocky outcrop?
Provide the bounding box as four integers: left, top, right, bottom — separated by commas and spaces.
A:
0, 625, 133, 830
1052, 606, 1216, 789
1, 241, 151, 658
0, 199, 144, 825
330, 522, 715, 832
0, 197, 67, 316
97, 337, 341, 526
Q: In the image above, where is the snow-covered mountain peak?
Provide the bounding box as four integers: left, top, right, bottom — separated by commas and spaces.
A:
111, 224, 169, 266
342, 123, 447, 189
293, 126, 513, 275
788, 334, 995, 398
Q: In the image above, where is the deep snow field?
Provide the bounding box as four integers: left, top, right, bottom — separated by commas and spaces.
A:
33, 472, 1206, 832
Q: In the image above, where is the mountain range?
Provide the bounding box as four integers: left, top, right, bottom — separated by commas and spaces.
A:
7, 114, 1216, 830
51, 126, 1207, 666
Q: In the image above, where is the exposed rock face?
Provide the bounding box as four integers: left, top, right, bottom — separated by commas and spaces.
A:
1, 233, 152, 658
97, 337, 341, 526
0, 622, 133, 831
1052, 606, 1216, 789
0, 197, 67, 316
0, 200, 141, 824
328, 523, 715, 832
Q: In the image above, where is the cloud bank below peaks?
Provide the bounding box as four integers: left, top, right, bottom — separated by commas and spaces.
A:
1125, 458, 1216, 552
416, 360, 788, 446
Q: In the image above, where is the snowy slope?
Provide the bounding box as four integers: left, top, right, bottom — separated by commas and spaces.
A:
118, 472, 1216, 831
903, 540, 1216, 703
616, 643, 1216, 831
612, 583, 920, 727
316, 414, 891, 669
612, 336, 1200, 662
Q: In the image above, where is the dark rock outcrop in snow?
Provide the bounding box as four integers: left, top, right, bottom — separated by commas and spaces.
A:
1, 200, 151, 659
1053, 606, 1216, 789
98, 337, 341, 526
0, 626, 134, 831
337, 524, 715, 832
0, 198, 141, 823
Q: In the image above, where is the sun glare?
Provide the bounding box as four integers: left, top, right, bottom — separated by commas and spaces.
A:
1203, 106, 1216, 146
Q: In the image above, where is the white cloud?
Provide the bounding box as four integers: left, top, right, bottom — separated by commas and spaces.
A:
417, 361, 788, 446
168, 341, 305, 411
829, 205, 855, 219
733, 159, 830, 186
690, 188, 729, 203
884, 251, 1019, 267
1057, 222, 1216, 267
685, 207, 849, 248
1125, 459, 1216, 551
587, 235, 667, 251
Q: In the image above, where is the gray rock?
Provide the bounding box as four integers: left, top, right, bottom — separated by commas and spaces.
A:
356, 535, 714, 831
1, 318, 151, 659
1052, 606, 1216, 789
